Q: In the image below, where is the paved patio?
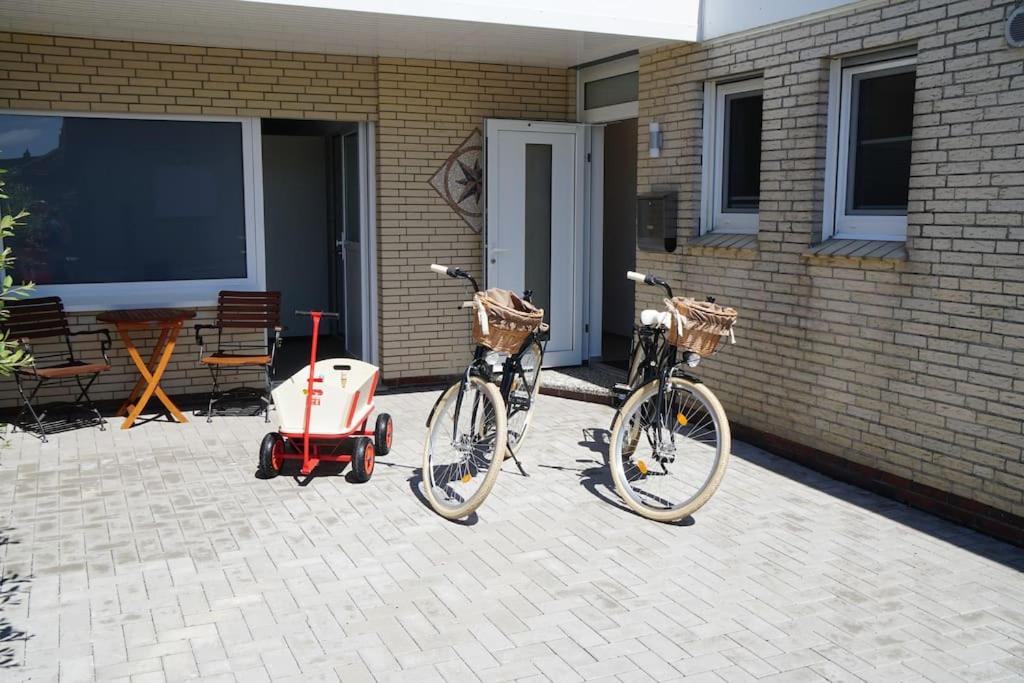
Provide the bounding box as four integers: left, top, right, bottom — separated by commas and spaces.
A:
0, 390, 1022, 682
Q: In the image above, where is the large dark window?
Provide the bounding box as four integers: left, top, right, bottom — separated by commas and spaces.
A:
0, 114, 247, 285
847, 69, 914, 214
723, 92, 763, 212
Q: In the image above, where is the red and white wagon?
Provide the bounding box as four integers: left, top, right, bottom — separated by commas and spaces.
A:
257, 311, 393, 481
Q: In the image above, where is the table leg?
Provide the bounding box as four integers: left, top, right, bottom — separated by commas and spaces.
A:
120, 322, 188, 429
116, 326, 171, 417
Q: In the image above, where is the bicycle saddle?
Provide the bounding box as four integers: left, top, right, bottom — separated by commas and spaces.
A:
640, 309, 671, 328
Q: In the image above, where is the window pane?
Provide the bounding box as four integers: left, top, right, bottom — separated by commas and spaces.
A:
524, 143, 552, 320
723, 92, 762, 211
0, 114, 247, 285
584, 71, 639, 110
848, 69, 914, 213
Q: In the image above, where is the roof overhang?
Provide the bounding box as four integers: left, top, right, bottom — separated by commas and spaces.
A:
0, 0, 701, 68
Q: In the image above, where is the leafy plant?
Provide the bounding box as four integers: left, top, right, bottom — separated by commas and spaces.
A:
0, 163, 35, 376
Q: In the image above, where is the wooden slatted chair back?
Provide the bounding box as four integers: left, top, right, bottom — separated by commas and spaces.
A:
2, 297, 71, 340
216, 291, 282, 330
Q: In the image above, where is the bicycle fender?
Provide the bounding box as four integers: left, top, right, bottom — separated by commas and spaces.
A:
608, 373, 705, 431
425, 389, 449, 428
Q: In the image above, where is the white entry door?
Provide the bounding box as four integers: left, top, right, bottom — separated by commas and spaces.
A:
485, 119, 586, 367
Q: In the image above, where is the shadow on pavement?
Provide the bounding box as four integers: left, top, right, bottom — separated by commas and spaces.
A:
0, 527, 31, 669
557, 427, 694, 526
727, 440, 1024, 571
406, 470, 479, 526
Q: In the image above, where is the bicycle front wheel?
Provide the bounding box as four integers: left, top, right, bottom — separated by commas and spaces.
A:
423, 376, 507, 519
609, 377, 730, 522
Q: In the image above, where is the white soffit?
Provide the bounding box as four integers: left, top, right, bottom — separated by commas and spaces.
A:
0, 0, 695, 68
699, 0, 867, 41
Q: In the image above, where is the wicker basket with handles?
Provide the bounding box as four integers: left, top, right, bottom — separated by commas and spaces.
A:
663, 296, 738, 356
471, 288, 545, 354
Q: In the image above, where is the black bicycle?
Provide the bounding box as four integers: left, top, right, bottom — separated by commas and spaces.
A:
422, 264, 548, 519
608, 271, 732, 522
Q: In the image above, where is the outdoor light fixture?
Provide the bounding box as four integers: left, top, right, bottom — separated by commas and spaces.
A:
649, 120, 662, 157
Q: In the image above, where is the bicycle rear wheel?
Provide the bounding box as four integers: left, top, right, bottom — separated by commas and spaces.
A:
505, 339, 543, 457
423, 376, 507, 519
609, 377, 730, 522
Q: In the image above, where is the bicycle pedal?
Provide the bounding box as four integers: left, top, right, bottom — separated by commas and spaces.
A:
611, 383, 631, 407
508, 394, 531, 410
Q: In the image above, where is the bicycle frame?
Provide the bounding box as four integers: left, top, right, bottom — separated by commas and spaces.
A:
428, 330, 547, 443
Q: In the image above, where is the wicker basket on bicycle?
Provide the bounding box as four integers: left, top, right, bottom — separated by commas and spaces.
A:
663, 297, 738, 356
471, 288, 545, 354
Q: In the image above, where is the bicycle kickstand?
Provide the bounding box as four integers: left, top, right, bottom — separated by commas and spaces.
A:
508, 452, 529, 477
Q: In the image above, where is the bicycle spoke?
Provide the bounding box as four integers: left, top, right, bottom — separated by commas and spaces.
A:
425, 378, 505, 515
612, 378, 726, 515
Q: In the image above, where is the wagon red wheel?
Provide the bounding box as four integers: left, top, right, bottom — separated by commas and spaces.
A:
374, 413, 394, 456
272, 438, 285, 471
258, 432, 285, 479
351, 437, 375, 483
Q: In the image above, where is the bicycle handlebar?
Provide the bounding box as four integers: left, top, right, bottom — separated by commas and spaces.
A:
626, 270, 673, 299
429, 263, 480, 293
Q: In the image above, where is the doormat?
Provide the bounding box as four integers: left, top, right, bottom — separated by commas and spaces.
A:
428, 128, 483, 233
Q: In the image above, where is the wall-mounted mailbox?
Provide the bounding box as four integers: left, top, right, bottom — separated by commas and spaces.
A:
637, 192, 676, 253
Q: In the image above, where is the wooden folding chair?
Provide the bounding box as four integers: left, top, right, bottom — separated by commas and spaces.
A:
2, 297, 112, 441
195, 290, 282, 422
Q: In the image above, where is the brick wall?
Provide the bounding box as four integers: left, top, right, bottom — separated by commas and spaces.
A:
375, 58, 573, 379
0, 32, 574, 403
636, 0, 1024, 517
0, 32, 378, 406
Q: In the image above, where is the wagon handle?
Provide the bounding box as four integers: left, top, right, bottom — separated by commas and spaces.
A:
295, 310, 341, 319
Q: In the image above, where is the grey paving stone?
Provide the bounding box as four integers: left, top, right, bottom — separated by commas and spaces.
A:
0, 390, 1021, 681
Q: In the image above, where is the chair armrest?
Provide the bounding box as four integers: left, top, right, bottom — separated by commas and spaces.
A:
68, 328, 112, 358
195, 324, 218, 348
6, 336, 37, 373
269, 327, 284, 375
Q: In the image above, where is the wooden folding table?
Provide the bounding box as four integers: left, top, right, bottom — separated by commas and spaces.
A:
96, 308, 197, 430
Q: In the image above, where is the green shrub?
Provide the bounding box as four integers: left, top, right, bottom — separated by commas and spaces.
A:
0, 163, 35, 376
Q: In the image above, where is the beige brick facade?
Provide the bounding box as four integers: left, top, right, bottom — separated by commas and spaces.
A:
0, 32, 573, 405
635, 0, 1024, 516
376, 58, 573, 379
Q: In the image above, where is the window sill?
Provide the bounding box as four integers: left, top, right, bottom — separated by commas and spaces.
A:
802, 239, 907, 264
687, 232, 758, 254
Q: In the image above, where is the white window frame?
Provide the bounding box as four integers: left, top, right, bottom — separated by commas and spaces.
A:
823, 55, 916, 242
0, 109, 265, 311
577, 55, 639, 124
699, 77, 763, 235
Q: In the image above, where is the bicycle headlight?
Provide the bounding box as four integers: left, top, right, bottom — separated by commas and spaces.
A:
683, 351, 701, 368
485, 350, 503, 366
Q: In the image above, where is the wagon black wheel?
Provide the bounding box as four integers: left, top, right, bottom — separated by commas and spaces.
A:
350, 437, 375, 483
374, 413, 394, 456
257, 432, 285, 479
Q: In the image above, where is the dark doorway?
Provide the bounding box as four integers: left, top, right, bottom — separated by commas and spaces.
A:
261, 119, 360, 379
601, 119, 638, 369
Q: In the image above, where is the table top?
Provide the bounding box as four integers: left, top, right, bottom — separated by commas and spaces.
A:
96, 308, 197, 325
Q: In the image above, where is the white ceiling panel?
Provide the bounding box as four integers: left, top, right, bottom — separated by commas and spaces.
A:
0, 0, 684, 67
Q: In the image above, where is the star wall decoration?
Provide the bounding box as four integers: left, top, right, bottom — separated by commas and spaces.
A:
428, 128, 483, 233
